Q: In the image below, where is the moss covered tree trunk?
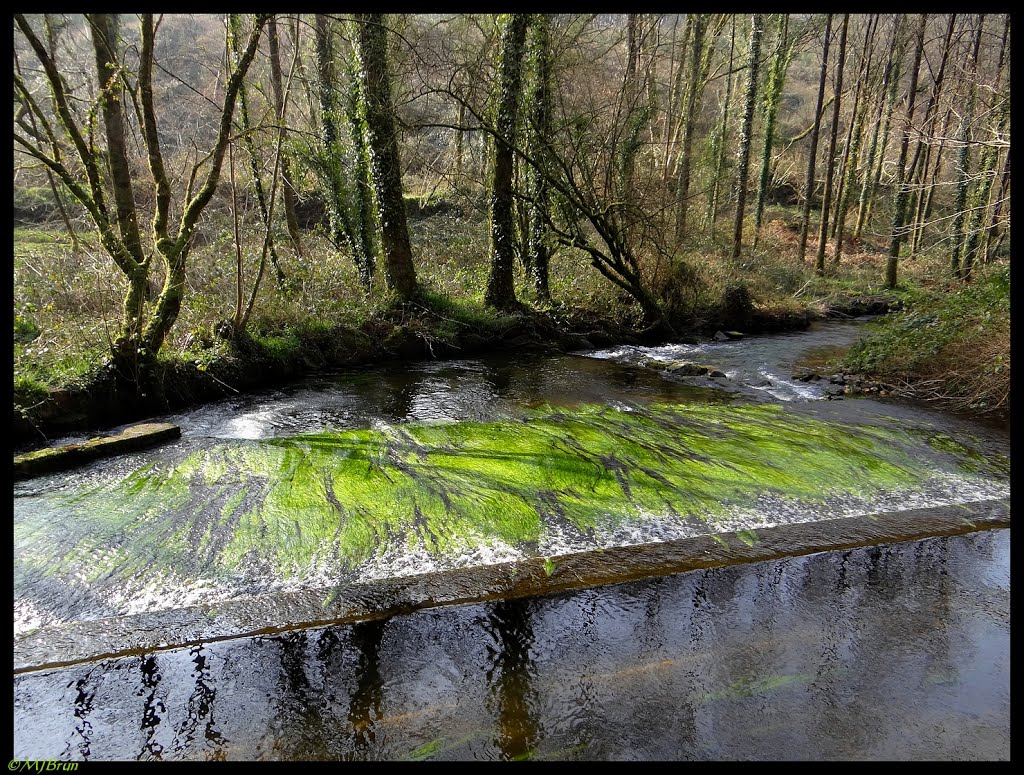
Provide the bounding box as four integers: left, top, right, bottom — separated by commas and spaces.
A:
87, 14, 151, 362
526, 14, 554, 302
485, 13, 530, 311
354, 13, 418, 302
884, 14, 926, 289
731, 14, 764, 259
798, 14, 832, 263
753, 14, 793, 248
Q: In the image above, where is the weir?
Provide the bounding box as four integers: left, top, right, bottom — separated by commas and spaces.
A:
13, 321, 1011, 675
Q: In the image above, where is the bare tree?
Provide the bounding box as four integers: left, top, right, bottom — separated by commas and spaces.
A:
14, 13, 268, 380
798, 14, 832, 263
884, 14, 927, 289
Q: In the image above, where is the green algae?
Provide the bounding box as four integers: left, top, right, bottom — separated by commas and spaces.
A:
699, 672, 813, 703
735, 529, 759, 547
405, 738, 444, 761
16, 402, 1003, 586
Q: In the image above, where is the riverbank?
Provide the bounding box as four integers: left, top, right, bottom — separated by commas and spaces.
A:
14, 288, 821, 449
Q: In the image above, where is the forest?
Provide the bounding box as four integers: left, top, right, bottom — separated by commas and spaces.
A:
12, 13, 1011, 441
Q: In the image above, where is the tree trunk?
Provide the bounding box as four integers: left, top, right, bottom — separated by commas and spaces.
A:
527, 14, 554, 302
484, 13, 530, 310
345, 42, 379, 277
753, 14, 792, 248
673, 14, 706, 242
731, 14, 764, 260
267, 15, 303, 258
229, 14, 286, 290
316, 14, 373, 289
799, 14, 833, 263
884, 14, 927, 289
833, 15, 877, 263
354, 13, 418, 302
983, 147, 1010, 263
963, 15, 1007, 278
910, 105, 953, 255
949, 15, 985, 280
814, 14, 848, 276
854, 17, 901, 240
87, 13, 150, 356
708, 15, 736, 230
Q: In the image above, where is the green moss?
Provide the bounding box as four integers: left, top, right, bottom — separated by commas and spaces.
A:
24, 403, 1002, 585
405, 738, 444, 761
735, 529, 759, 547
700, 672, 813, 703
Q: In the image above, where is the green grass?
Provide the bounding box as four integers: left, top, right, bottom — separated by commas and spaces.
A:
840, 267, 1009, 413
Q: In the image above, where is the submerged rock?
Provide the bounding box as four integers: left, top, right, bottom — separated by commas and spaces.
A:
665, 361, 710, 376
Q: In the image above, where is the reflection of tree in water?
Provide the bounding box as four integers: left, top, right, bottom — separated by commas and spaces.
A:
171, 644, 225, 758
345, 618, 388, 759
138, 655, 165, 760
484, 598, 540, 760
270, 630, 338, 759
62, 672, 95, 760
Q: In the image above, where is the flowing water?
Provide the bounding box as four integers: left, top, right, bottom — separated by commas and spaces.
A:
12, 319, 1011, 759
13, 529, 1010, 760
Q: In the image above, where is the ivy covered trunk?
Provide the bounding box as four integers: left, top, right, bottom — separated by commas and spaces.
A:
354, 13, 419, 302
526, 14, 554, 302
753, 14, 792, 248
485, 14, 530, 311
731, 14, 763, 260
315, 14, 374, 290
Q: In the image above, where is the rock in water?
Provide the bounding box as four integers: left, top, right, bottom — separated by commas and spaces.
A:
14, 422, 181, 479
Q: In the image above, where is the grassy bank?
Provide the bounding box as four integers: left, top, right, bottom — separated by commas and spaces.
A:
840, 267, 1010, 417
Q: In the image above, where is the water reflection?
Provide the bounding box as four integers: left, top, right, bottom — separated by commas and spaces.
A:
484, 599, 539, 759
138, 655, 165, 760
346, 619, 388, 758
13, 530, 1009, 761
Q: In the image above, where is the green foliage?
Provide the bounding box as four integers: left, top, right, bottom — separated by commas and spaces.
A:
842, 267, 1009, 413
14, 310, 41, 344
843, 269, 1008, 374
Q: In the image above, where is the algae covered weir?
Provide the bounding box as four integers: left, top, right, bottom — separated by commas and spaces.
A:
13, 320, 1011, 760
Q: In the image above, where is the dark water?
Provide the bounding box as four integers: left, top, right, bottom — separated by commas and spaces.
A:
13, 529, 1009, 761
